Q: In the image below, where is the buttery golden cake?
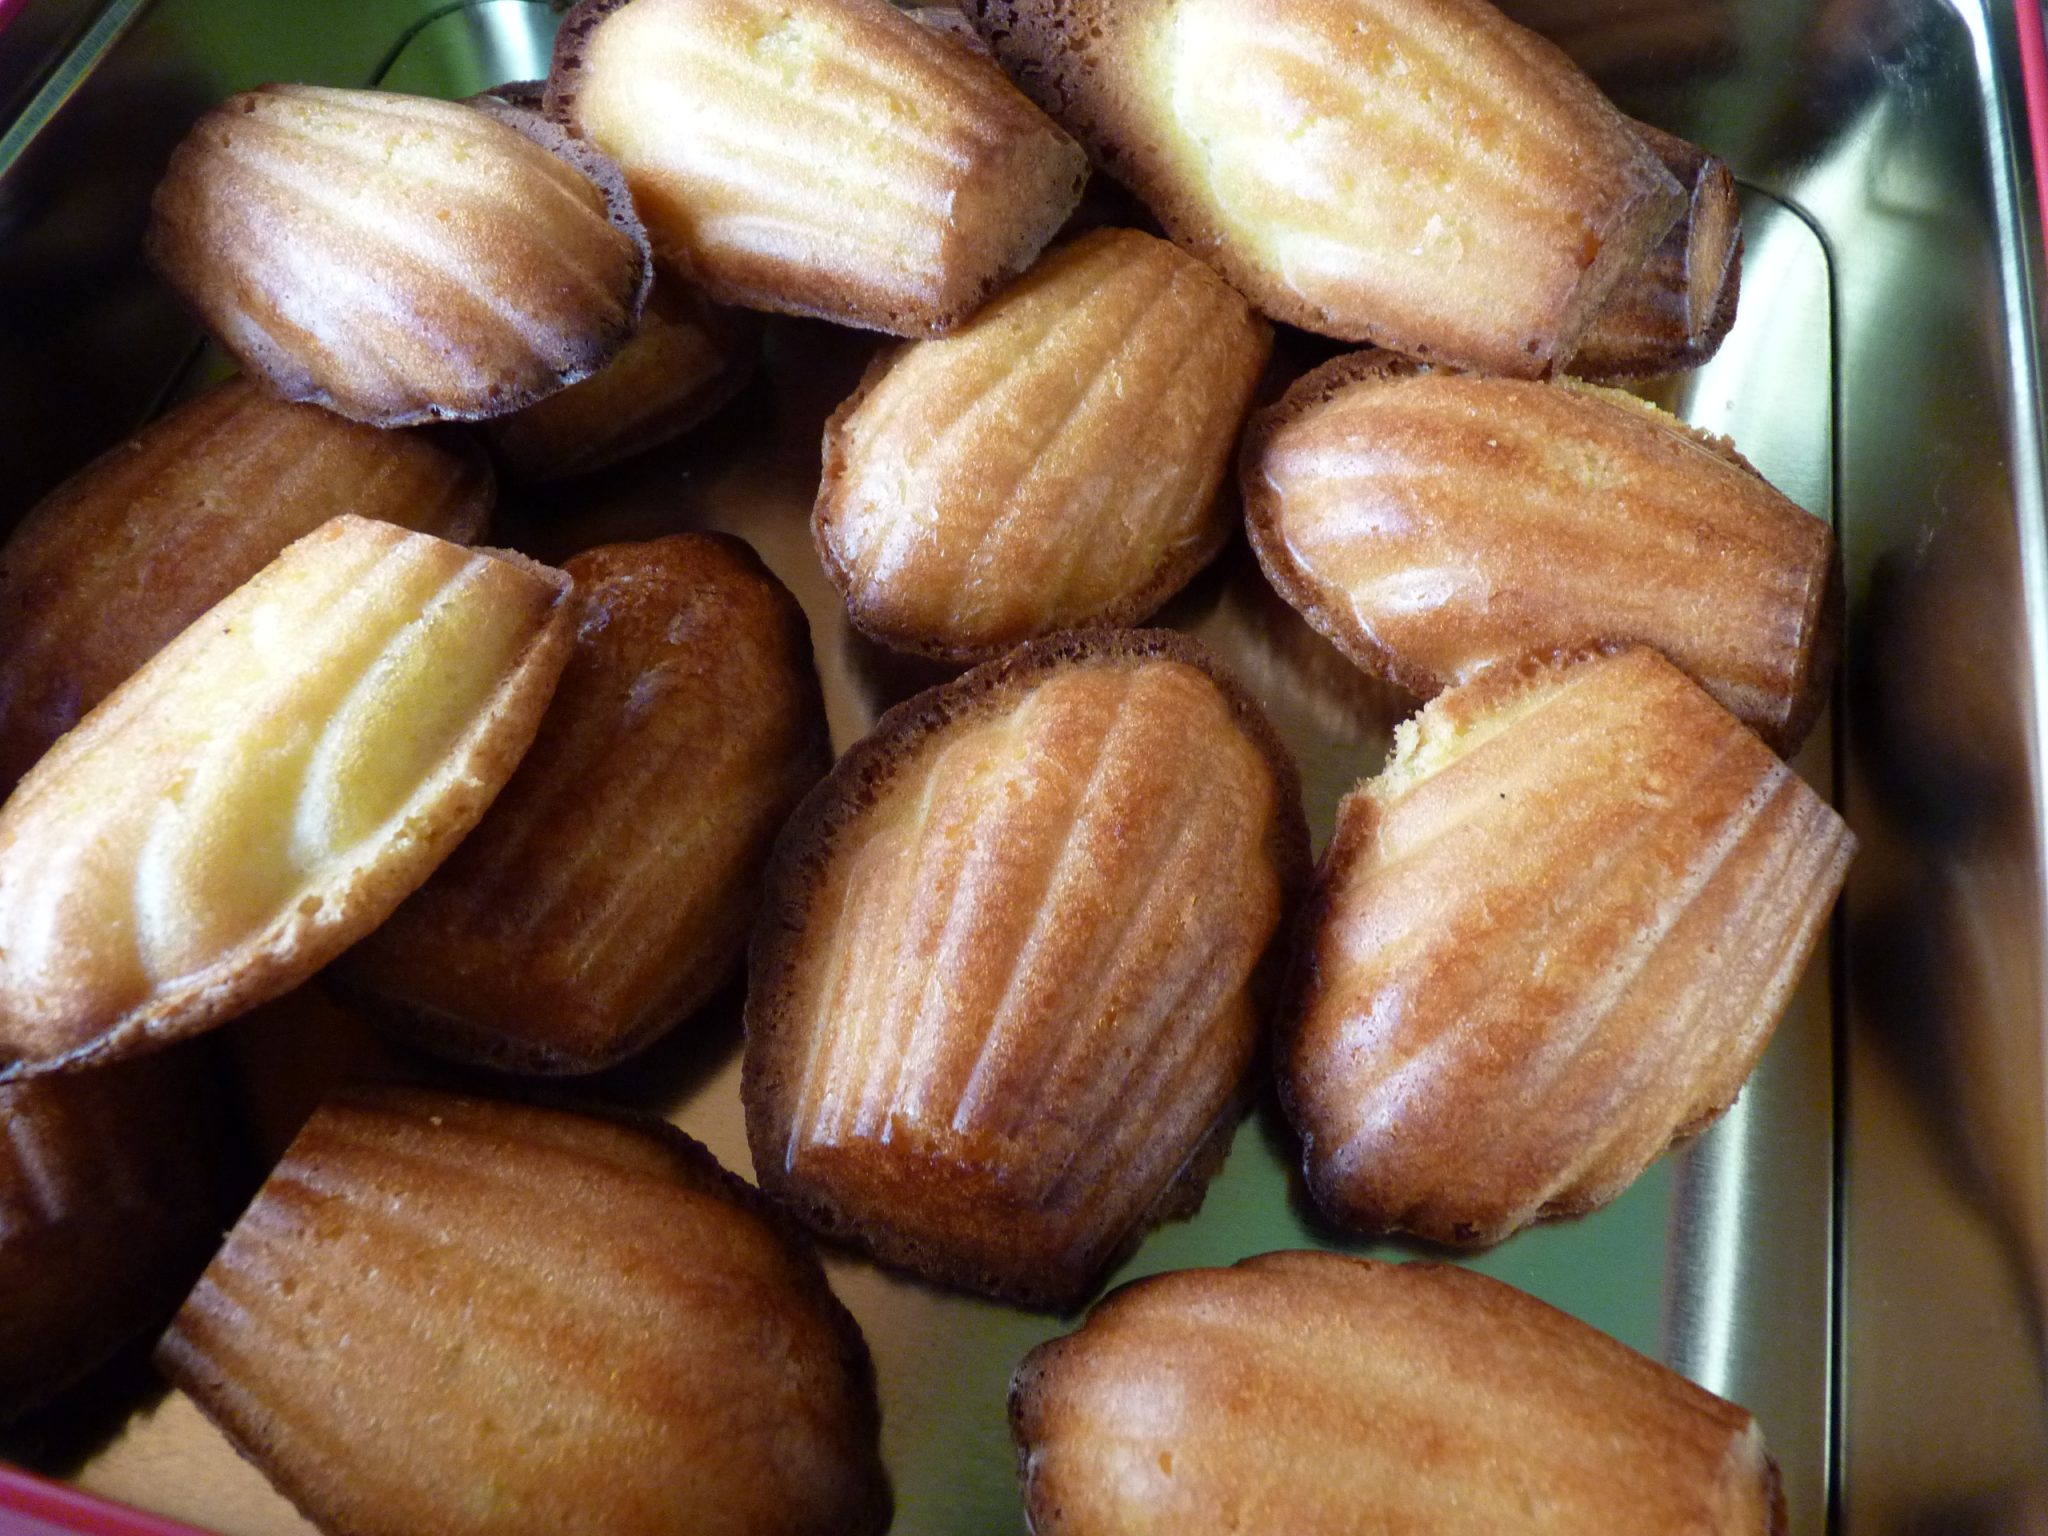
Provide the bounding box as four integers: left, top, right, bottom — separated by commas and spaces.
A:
482, 277, 758, 482
744, 630, 1309, 1308
1012, 1252, 1786, 1535
147, 85, 651, 425
157, 1090, 890, 1536
0, 1047, 225, 1424
1279, 647, 1855, 1246
963, 0, 1685, 375
546, 0, 1089, 336
1242, 352, 1839, 754
815, 228, 1270, 661
0, 377, 492, 792
342, 535, 830, 1075
1569, 120, 1742, 379
0, 515, 574, 1079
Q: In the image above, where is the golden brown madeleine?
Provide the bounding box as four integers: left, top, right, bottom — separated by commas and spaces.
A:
0, 378, 492, 792
815, 229, 1270, 661
1243, 353, 1839, 754
0, 515, 574, 1079
547, 0, 1089, 337
0, 1048, 224, 1423
147, 85, 652, 426
963, 0, 1684, 375
745, 630, 1309, 1308
1279, 648, 1854, 1246
342, 535, 829, 1074
158, 1090, 890, 1536
1012, 1252, 1787, 1535
482, 278, 758, 483
1570, 121, 1742, 380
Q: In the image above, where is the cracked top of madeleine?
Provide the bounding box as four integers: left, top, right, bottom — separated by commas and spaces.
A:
0, 515, 573, 1079
548, 0, 1088, 336
148, 85, 652, 426
158, 1089, 890, 1536
744, 629, 1308, 1307
1243, 352, 1839, 754
965, 0, 1684, 374
1013, 1252, 1786, 1535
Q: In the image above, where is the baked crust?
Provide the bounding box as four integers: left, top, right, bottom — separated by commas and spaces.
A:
548, 0, 1089, 337
1241, 351, 1840, 755
814, 227, 1270, 661
0, 515, 575, 1080
743, 629, 1309, 1308
341, 534, 830, 1074
0, 1046, 225, 1423
157, 1089, 890, 1536
0, 377, 492, 792
1277, 647, 1854, 1245
1012, 1251, 1788, 1535
964, 0, 1684, 375
147, 85, 652, 426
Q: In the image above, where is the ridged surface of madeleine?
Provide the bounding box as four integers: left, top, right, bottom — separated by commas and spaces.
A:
1281, 648, 1854, 1245
147, 85, 651, 425
343, 534, 829, 1073
0, 515, 574, 1078
1, 1048, 224, 1423
965, 0, 1684, 374
158, 1091, 889, 1536
548, 0, 1089, 336
815, 228, 1270, 660
745, 630, 1308, 1307
1013, 1252, 1786, 1535
1243, 354, 1838, 754
483, 278, 756, 482
0, 378, 492, 792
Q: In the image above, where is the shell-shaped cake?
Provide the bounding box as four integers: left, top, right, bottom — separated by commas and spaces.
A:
1, 1048, 224, 1423
1280, 648, 1855, 1245
0, 515, 574, 1079
0, 378, 492, 792
483, 277, 757, 482
963, 0, 1684, 375
158, 1090, 890, 1536
1570, 121, 1742, 380
1013, 1252, 1787, 1535
547, 0, 1089, 336
343, 535, 829, 1074
1243, 354, 1839, 755
744, 630, 1308, 1308
148, 85, 651, 426
815, 228, 1270, 661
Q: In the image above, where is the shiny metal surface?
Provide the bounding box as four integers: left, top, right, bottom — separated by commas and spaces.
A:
0, 0, 2042, 1532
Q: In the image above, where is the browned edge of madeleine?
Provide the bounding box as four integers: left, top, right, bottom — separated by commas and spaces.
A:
742, 627, 1311, 1308
155, 1083, 891, 1536
342, 533, 832, 1077
812, 313, 1260, 665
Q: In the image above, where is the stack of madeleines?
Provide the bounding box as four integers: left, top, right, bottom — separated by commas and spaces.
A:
0, 0, 1845, 1531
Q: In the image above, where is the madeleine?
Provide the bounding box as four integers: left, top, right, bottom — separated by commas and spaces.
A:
343, 535, 829, 1074
964, 0, 1683, 374
148, 85, 651, 425
0, 515, 574, 1079
1279, 648, 1854, 1246
0, 378, 492, 790
158, 1090, 890, 1536
816, 228, 1270, 660
547, 0, 1087, 336
1, 1048, 224, 1423
1013, 1252, 1786, 1535
744, 630, 1307, 1308
1243, 353, 1838, 754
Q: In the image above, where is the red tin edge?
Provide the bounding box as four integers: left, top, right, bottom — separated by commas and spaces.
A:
0, 1467, 211, 1536
2021, 0, 2048, 243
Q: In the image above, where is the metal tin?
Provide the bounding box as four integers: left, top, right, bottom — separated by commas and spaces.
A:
0, 1, 2044, 1532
